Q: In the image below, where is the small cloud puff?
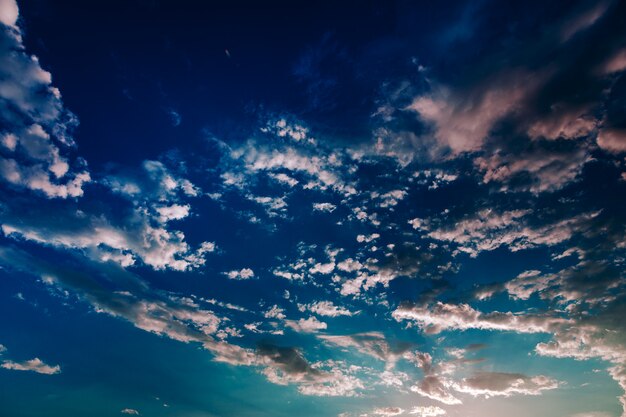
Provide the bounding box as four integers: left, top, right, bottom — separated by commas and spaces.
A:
313, 202, 337, 212
224, 268, 255, 280
1, 357, 61, 375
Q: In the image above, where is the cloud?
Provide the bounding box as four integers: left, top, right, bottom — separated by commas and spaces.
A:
319, 332, 411, 368
257, 343, 320, 376
408, 406, 446, 417
166, 108, 181, 127
407, 70, 540, 155
452, 372, 559, 398
409, 209, 599, 257
261, 118, 311, 143
320, 333, 388, 361
600, 48, 626, 75
490, 261, 622, 306
264, 305, 286, 320
336, 258, 363, 273
374, 189, 407, 208
1, 357, 61, 375
597, 128, 626, 153
156, 204, 190, 222
560, 1, 610, 42
0, 1, 90, 198
474, 140, 590, 193
285, 316, 327, 333
393, 301, 568, 335
0, 0, 19, 28
356, 233, 379, 243
2, 0, 626, 412
372, 0, 625, 205
412, 169, 458, 190
313, 202, 337, 213
299, 301, 356, 317
404, 351, 461, 405
1, 209, 211, 272
256, 343, 363, 396
410, 375, 461, 405
394, 293, 626, 414
0, 246, 226, 344
225, 137, 357, 197
0, 246, 335, 393
247, 195, 288, 218
105, 160, 199, 200
1, 160, 212, 272
224, 268, 255, 280
403, 347, 558, 405
120, 409, 140, 415
309, 261, 335, 275
269, 172, 299, 187
373, 407, 404, 416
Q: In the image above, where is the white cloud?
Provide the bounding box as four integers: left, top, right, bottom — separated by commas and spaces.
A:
393, 301, 568, 335
409, 406, 446, 417
373, 407, 404, 416
410, 377, 461, 405
1, 158, 211, 272
0, 0, 19, 28
120, 409, 140, 415
264, 305, 286, 320
1, 357, 60, 375
269, 172, 299, 187
301, 301, 356, 317
285, 316, 327, 333
313, 202, 337, 212
0, 7, 91, 199
224, 268, 255, 280
379, 370, 409, 387
407, 71, 540, 155
597, 128, 626, 153
375, 189, 407, 208
336, 258, 363, 273
226, 137, 357, 197
600, 48, 626, 75
309, 261, 335, 275
1, 212, 213, 272
256, 344, 363, 397
474, 144, 590, 193
404, 351, 462, 405
357, 233, 380, 243
156, 204, 190, 222
394, 293, 626, 414
410, 209, 599, 257
319, 332, 404, 366
413, 170, 458, 190
451, 372, 559, 398
262, 118, 310, 142
248, 195, 288, 217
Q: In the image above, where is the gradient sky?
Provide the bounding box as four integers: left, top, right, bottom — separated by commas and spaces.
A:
1, 1, 626, 416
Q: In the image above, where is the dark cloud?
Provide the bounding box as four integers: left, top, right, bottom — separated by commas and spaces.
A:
256, 343, 320, 376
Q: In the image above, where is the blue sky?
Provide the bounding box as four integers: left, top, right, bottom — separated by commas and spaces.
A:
0, 0, 625, 416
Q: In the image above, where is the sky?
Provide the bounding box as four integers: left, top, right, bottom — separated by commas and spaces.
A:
0, 0, 625, 416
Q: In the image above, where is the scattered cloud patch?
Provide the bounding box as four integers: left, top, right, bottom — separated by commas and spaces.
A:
224, 268, 255, 280
1, 357, 60, 375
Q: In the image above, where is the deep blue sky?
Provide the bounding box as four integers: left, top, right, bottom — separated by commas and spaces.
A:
1, 1, 626, 417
